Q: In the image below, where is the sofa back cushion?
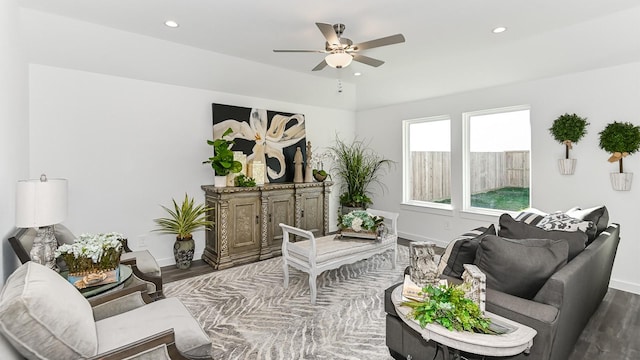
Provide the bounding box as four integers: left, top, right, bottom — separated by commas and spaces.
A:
498, 213, 587, 260
566, 206, 609, 244
475, 235, 569, 299
437, 225, 496, 279
0, 262, 98, 359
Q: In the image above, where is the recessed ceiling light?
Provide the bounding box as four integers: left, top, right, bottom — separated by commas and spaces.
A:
354, 72, 362, 77
492, 26, 507, 34
165, 20, 179, 28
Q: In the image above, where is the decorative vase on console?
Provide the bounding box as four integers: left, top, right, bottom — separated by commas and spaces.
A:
293, 147, 304, 183
304, 141, 314, 183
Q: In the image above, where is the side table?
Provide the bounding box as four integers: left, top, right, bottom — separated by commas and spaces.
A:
60, 264, 133, 298
391, 285, 536, 359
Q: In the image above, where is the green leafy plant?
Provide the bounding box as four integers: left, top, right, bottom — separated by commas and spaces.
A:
329, 136, 394, 208
153, 194, 213, 240
203, 128, 243, 176
598, 121, 640, 173
337, 210, 383, 232
234, 174, 257, 187
402, 284, 493, 334
549, 113, 589, 159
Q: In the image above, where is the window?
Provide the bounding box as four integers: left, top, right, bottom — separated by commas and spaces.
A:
402, 116, 451, 207
463, 106, 531, 213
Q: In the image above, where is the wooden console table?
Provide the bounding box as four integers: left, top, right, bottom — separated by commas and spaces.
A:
201, 182, 332, 270
391, 285, 536, 359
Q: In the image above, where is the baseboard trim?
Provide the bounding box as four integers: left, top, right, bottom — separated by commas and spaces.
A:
398, 231, 449, 249
156, 250, 204, 268
609, 279, 640, 295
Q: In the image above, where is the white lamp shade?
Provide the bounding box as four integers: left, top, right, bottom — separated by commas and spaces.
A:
325, 52, 353, 68
15, 177, 68, 228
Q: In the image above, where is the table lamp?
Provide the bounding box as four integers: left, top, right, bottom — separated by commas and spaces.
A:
15, 174, 68, 270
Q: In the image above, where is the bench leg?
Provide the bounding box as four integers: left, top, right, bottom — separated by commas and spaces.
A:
309, 272, 317, 305
283, 257, 290, 289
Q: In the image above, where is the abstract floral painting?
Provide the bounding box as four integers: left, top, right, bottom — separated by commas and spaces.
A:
212, 103, 306, 183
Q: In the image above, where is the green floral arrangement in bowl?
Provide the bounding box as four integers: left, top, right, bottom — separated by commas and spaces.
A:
55, 232, 124, 275
338, 210, 383, 235
403, 283, 493, 334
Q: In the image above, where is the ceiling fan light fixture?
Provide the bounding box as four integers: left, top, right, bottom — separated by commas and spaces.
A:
325, 52, 353, 68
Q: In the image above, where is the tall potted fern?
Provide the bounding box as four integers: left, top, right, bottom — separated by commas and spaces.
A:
329, 136, 393, 213
153, 194, 212, 269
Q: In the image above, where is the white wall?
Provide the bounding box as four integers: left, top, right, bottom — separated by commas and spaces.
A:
357, 61, 640, 294
0, 0, 29, 283
29, 64, 354, 266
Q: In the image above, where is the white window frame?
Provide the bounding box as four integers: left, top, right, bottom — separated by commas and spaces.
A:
462, 105, 531, 216
402, 115, 453, 210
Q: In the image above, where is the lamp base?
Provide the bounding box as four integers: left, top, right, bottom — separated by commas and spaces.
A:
30, 226, 59, 272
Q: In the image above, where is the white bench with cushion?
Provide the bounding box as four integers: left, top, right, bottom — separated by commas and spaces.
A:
280, 208, 399, 304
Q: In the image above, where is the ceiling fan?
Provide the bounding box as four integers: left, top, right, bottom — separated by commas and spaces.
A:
273, 22, 405, 71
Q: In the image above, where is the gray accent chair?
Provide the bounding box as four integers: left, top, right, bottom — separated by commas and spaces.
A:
0, 261, 212, 360
8, 224, 164, 299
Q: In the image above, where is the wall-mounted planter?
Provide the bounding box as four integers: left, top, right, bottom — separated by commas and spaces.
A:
558, 159, 577, 175
610, 172, 633, 191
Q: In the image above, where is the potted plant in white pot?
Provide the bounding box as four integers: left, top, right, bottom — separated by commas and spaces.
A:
203, 127, 243, 187
599, 121, 640, 191
329, 136, 394, 214
549, 113, 589, 175
153, 194, 212, 269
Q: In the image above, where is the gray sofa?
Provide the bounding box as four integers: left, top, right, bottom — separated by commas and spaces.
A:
385, 222, 621, 360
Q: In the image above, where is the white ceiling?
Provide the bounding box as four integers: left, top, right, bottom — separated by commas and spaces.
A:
19, 0, 640, 110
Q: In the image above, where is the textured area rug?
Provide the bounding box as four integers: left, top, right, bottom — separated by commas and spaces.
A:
164, 246, 409, 360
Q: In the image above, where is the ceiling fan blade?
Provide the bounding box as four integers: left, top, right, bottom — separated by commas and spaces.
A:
352, 54, 385, 67
273, 49, 326, 53
353, 34, 405, 51
312, 59, 328, 71
316, 22, 340, 46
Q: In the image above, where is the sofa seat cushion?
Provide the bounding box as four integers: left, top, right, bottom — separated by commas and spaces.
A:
498, 213, 587, 260
96, 297, 211, 359
437, 225, 496, 279
288, 235, 393, 265
475, 235, 569, 299
0, 262, 98, 359
121, 250, 162, 277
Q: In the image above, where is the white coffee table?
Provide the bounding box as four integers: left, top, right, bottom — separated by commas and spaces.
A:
391, 286, 537, 359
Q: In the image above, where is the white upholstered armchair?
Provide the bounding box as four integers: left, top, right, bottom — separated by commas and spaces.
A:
0, 262, 212, 359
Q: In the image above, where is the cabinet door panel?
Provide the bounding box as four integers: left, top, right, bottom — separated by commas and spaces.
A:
269, 194, 295, 253
301, 192, 324, 236
229, 197, 260, 253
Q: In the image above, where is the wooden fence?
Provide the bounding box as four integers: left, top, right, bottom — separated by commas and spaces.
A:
411, 151, 529, 202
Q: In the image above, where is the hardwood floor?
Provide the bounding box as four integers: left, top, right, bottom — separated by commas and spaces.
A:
162, 259, 214, 283
161, 240, 640, 359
